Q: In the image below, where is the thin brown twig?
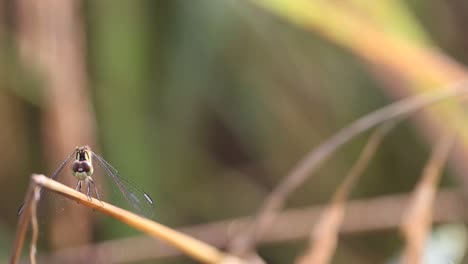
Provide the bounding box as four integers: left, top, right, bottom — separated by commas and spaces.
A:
11, 174, 245, 264
333, 122, 396, 204
30, 189, 464, 264
230, 81, 468, 255
296, 122, 395, 264
401, 133, 455, 264
9, 175, 38, 264
29, 186, 41, 264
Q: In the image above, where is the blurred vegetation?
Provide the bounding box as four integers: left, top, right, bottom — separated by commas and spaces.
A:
0, 0, 467, 263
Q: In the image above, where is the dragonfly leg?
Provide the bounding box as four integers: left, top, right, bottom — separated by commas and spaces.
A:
86, 181, 93, 201
75, 180, 82, 192
88, 177, 104, 206
75, 181, 83, 204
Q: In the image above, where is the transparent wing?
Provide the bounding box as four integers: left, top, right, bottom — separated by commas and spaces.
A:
17, 150, 76, 216
91, 152, 155, 218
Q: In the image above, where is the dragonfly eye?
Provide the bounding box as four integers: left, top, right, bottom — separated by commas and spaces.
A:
72, 161, 92, 173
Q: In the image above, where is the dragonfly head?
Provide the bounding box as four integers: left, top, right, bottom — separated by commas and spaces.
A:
72, 145, 94, 177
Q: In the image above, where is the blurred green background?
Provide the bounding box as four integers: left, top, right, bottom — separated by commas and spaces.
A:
0, 0, 467, 263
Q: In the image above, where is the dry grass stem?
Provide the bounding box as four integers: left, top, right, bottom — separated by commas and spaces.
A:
400, 133, 455, 264
250, 0, 467, 85
29, 186, 41, 264
296, 203, 343, 264
296, 123, 394, 264
11, 174, 244, 264
33, 174, 233, 264
230, 81, 468, 255
10, 178, 37, 264
33, 189, 463, 263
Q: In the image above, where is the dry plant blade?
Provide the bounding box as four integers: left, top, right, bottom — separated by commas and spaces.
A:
400, 133, 455, 264
230, 81, 468, 255
250, 0, 466, 85
296, 122, 394, 264
32, 189, 464, 263
10, 174, 243, 264
10, 179, 38, 264
29, 186, 41, 264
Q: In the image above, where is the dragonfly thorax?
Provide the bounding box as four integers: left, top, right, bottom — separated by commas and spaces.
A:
71, 160, 94, 180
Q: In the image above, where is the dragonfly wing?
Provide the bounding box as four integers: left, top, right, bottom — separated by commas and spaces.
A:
17, 150, 76, 216
91, 152, 155, 218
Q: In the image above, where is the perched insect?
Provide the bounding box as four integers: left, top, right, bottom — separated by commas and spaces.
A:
17, 146, 154, 217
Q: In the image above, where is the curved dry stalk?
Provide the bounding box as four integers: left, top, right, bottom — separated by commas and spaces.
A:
249, 0, 467, 86
230, 81, 468, 255
29, 186, 41, 264
10, 179, 37, 264
31, 189, 463, 263
10, 174, 242, 264
296, 122, 394, 264
401, 133, 455, 264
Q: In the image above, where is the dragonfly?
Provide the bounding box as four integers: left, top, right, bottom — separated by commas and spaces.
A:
17, 145, 154, 217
